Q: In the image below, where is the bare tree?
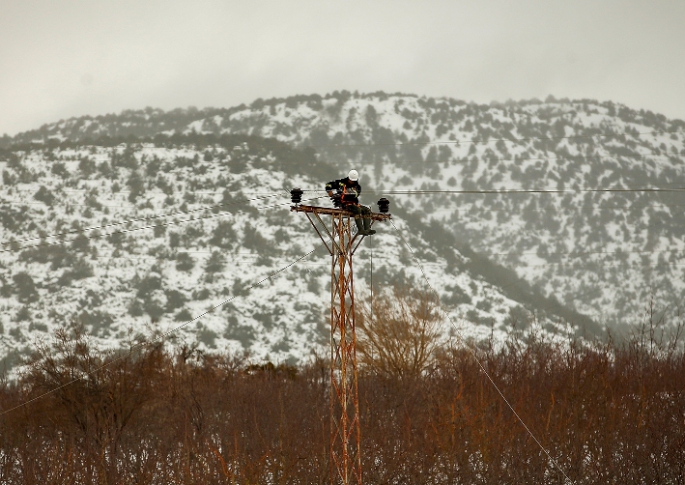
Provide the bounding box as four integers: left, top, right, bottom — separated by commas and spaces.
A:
357, 285, 442, 378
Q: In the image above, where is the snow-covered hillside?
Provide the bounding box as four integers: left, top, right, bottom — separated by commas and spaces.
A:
187, 93, 685, 330
6, 90, 685, 367
1, 133, 580, 369
154, 93, 685, 329
12, 91, 685, 325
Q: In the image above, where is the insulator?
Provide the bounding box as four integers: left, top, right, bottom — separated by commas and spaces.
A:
290, 188, 303, 204
377, 197, 390, 213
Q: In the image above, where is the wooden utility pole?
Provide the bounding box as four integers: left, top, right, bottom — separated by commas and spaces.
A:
291, 194, 390, 485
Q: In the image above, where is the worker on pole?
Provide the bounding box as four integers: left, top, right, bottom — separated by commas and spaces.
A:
326, 169, 376, 236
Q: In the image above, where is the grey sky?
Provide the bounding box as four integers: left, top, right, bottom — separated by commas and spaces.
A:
1, 0, 684, 136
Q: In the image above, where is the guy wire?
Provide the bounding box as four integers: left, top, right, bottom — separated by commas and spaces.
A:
388, 218, 574, 485
0, 244, 321, 418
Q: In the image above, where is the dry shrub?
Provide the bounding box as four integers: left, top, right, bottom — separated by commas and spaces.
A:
0, 315, 683, 484
357, 285, 442, 378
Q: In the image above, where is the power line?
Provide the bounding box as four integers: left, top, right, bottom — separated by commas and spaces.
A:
4, 189, 685, 242
3, 129, 682, 246
5, 192, 286, 246
9, 187, 685, 217
350, 187, 685, 195
439, 201, 685, 212
0, 245, 321, 418
5, 186, 287, 195
0, 200, 125, 209
6, 192, 677, 264
361, 229, 685, 260
0, 192, 285, 248
72, 253, 280, 265
302, 187, 685, 195
20, 245, 685, 270
0, 194, 326, 255
4, 182, 682, 241
366, 254, 685, 268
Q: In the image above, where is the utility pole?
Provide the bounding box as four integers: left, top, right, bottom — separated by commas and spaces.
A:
290, 189, 390, 485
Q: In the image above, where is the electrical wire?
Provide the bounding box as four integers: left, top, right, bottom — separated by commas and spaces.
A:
0, 194, 326, 256
5, 191, 685, 264
0, 244, 321, 418
300, 187, 685, 195
378, 188, 685, 194
9, 189, 685, 225
362, 254, 685, 268
0, 192, 284, 247
0, 200, 125, 209
387, 217, 574, 485
0, 209, 223, 254
69, 253, 281, 265
439, 201, 685, 212
6, 186, 282, 195
2, 127, 682, 247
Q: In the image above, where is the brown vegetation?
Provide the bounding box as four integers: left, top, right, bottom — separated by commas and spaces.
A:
0, 321, 684, 484
356, 286, 441, 378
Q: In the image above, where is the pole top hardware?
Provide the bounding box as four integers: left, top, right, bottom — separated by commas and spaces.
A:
377, 198, 390, 213
290, 187, 304, 204
289, 188, 391, 220
291, 203, 391, 221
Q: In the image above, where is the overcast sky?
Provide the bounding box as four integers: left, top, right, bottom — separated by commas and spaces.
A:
1, 0, 684, 136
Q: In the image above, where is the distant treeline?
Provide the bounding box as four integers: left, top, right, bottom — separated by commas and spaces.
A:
0, 323, 683, 484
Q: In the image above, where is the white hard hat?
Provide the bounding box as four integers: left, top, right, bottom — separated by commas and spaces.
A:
348, 169, 359, 181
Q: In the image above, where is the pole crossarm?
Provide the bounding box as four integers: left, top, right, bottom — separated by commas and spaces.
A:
291, 204, 392, 221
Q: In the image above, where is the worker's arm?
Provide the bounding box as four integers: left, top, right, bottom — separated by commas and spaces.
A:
325, 178, 343, 196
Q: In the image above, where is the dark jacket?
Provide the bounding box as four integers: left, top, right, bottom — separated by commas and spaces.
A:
326, 177, 361, 205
